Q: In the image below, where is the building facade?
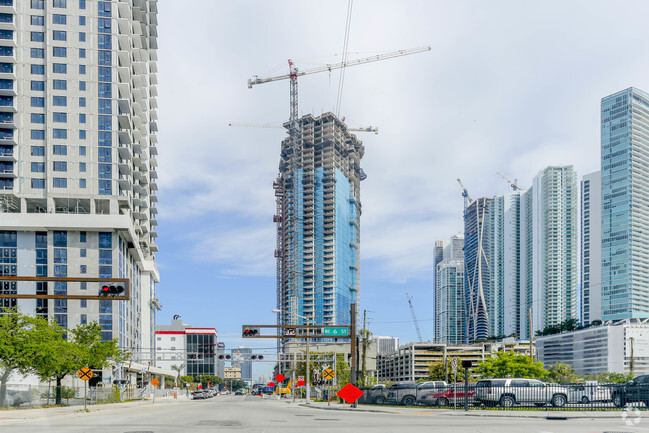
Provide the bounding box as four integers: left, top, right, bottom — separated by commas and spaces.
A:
581, 171, 602, 325
434, 234, 464, 344
274, 113, 364, 329
520, 166, 578, 338
372, 336, 399, 355
601, 88, 649, 321
155, 319, 218, 378
0, 0, 160, 381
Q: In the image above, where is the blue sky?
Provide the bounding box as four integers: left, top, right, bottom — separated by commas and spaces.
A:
152, 1, 649, 378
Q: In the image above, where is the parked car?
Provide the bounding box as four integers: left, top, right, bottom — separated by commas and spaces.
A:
427, 382, 476, 406
611, 375, 649, 408
566, 382, 611, 404
365, 384, 389, 404
416, 381, 448, 405
387, 382, 418, 405
192, 390, 208, 400
475, 378, 569, 408
235, 389, 245, 395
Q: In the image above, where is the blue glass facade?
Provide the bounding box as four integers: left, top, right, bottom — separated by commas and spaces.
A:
601, 88, 649, 320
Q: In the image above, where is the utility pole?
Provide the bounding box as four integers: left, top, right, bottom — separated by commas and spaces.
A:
361, 310, 368, 386
351, 303, 357, 407
630, 337, 635, 375
529, 307, 533, 360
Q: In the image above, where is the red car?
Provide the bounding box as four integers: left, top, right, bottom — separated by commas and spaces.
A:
427, 382, 477, 406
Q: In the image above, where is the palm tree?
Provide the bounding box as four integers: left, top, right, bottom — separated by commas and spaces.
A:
171, 364, 185, 387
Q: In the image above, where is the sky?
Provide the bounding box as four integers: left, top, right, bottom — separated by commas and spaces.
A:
152, 0, 649, 378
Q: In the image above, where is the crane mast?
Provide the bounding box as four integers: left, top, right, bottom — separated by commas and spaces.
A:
406, 292, 423, 342
456, 178, 473, 210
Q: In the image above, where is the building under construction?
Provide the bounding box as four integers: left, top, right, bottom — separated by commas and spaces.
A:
273, 112, 365, 330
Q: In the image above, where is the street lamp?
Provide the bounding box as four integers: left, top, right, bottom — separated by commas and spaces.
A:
272, 308, 312, 405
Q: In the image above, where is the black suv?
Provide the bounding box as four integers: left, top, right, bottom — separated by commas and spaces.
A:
611, 375, 649, 407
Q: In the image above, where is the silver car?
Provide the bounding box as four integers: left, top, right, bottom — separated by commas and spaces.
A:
475, 378, 569, 408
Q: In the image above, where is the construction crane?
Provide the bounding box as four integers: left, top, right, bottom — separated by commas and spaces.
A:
406, 293, 423, 342
456, 178, 473, 210
497, 172, 523, 191
228, 122, 378, 134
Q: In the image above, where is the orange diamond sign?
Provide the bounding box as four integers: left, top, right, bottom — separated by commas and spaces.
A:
337, 383, 363, 404
150, 378, 159, 387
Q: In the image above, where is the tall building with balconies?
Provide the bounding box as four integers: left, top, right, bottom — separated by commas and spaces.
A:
601, 88, 649, 321
0, 0, 160, 381
274, 113, 364, 329
434, 234, 465, 344
581, 171, 602, 325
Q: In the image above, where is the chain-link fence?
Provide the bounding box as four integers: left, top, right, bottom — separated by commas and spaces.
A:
358, 380, 649, 411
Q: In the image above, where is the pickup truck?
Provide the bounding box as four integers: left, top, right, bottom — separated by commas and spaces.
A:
611, 375, 649, 408
387, 381, 448, 406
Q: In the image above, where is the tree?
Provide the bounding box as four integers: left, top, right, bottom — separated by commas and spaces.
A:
426, 362, 447, 382
546, 363, 577, 384
0, 310, 55, 407
474, 352, 548, 380
170, 363, 184, 387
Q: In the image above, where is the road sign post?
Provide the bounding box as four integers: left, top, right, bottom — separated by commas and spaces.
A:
77, 368, 93, 410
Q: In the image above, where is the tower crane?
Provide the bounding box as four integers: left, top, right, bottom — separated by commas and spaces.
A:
456, 178, 473, 210
497, 172, 523, 191
228, 122, 378, 134
406, 293, 424, 342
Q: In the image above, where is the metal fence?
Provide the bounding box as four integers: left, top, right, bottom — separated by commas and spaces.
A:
357, 382, 649, 411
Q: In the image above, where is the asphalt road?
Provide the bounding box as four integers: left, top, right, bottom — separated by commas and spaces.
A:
1, 395, 649, 433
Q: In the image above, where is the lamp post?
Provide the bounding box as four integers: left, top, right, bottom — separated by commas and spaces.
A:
272, 308, 311, 405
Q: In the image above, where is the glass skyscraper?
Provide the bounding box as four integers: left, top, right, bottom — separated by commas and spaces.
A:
601, 88, 649, 320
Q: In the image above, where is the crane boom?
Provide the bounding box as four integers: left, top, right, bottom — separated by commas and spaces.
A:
456, 178, 473, 209
248, 46, 431, 88
497, 172, 523, 191
229, 122, 378, 134
406, 292, 423, 342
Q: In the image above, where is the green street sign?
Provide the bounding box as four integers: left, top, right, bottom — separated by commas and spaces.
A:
323, 327, 350, 336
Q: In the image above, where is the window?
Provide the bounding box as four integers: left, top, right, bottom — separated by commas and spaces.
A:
99, 83, 111, 98
80, 282, 87, 290
31, 113, 44, 123
53, 63, 67, 74
79, 97, 86, 107
31, 0, 44, 9
80, 231, 86, 242
79, 113, 86, 123
79, 130, 86, 139
0, 30, 12, 40
53, 47, 66, 58
31, 129, 44, 140
53, 145, 66, 155
79, 64, 86, 74
79, 178, 86, 188
30, 48, 44, 58
80, 248, 86, 257
31, 179, 44, 189
0, 46, 12, 56
98, 99, 111, 114
98, 34, 111, 50
99, 180, 111, 195
31, 64, 45, 75
79, 32, 86, 42
53, 0, 66, 8
79, 48, 86, 58
53, 112, 67, 122
31, 162, 44, 173
53, 79, 67, 90
53, 129, 67, 139
53, 161, 67, 172
53, 178, 67, 188
31, 97, 44, 107
80, 265, 86, 274
79, 0, 85, 8
31, 146, 44, 156
79, 146, 86, 156
52, 14, 66, 25
31, 81, 45, 91
98, 67, 111, 82
53, 95, 67, 106
79, 16, 86, 25
31, 32, 44, 42
79, 81, 86, 91
80, 314, 87, 325
52, 30, 66, 41
31, 16, 44, 26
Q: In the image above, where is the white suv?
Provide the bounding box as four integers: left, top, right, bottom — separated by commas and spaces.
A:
475, 378, 569, 408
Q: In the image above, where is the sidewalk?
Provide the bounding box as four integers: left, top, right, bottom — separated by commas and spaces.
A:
299, 400, 629, 419
0, 394, 188, 423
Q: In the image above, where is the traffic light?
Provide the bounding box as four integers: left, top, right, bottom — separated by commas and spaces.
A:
242, 327, 259, 337
218, 355, 224, 360
251, 355, 264, 360
100, 283, 125, 296
251, 355, 257, 360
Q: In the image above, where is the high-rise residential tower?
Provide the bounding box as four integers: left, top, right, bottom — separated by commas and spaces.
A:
434, 234, 465, 344
274, 112, 364, 329
581, 171, 602, 325
601, 88, 649, 321
520, 166, 578, 338
0, 0, 160, 379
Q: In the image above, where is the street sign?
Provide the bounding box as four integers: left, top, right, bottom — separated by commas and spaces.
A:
150, 378, 159, 387
451, 357, 458, 371
267, 382, 275, 387
337, 383, 363, 404
284, 327, 296, 336
297, 376, 305, 387
322, 368, 336, 380
77, 368, 93, 381
323, 326, 349, 336
275, 374, 285, 383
